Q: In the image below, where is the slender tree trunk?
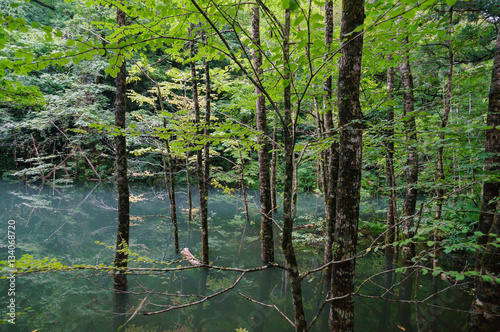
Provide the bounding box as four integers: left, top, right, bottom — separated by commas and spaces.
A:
186, 151, 193, 222
400, 34, 418, 262
239, 150, 251, 225
435, 7, 454, 221
201, 32, 211, 265
252, 4, 274, 265
330, 0, 365, 330
166, 140, 179, 254
292, 153, 298, 219
323, 0, 339, 282
385, 57, 397, 246
471, 25, 500, 331
190, 24, 209, 264
157, 86, 179, 254
271, 121, 278, 216
113, 7, 130, 292
281, 8, 307, 331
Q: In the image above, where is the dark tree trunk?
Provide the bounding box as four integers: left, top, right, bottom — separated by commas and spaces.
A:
330, 0, 365, 330
252, 4, 274, 265
186, 151, 193, 222
385, 57, 397, 246
281, 8, 307, 331
157, 86, 179, 255
166, 140, 179, 254
400, 34, 418, 262
113, 7, 130, 292
239, 150, 251, 225
322, 0, 339, 281
471, 25, 500, 331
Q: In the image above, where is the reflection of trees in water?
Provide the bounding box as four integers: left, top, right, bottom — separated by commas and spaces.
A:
0, 183, 473, 331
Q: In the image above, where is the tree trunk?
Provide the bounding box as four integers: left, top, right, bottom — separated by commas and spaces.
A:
239, 150, 251, 225
281, 7, 307, 331
385, 57, 397, 246
471, 25, 500, 331
252, 4, 274, 265
113, 7, 130, 292
190, 24, 209, 264
435, 7, 454, 221
330, 0, 365, 330
166, 140, 179, 254
271, 121, 278, 216
157, 85, 179, 255
400, 34, 418, 262
323, 0, 339, 282
201, 31, 211, 265
186, 151, 193, 222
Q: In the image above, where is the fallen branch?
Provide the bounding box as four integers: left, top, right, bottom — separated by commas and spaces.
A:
143, 272, 246, 315
181, 248, 203, 266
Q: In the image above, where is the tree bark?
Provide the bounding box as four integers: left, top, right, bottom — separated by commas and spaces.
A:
252, 4, 274, 265
113, 7, 130, 292
281, 7, 307, 331
385, 56, 397, 246
201, 31, 211, 265
190, 24, 209, 264
400, 34, 418, 262
435, 7, 454, 221
471, 25, 500, 331
186, 151, 193, 222
322, 0, 339, 281
271, 121, 278, 216
330, 0, 365, 330
166, 140, 179, 254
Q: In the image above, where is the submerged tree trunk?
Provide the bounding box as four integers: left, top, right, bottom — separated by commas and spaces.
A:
400, 34, 418, 262
113, 7, 130, 292
281, 8, 307, 331
330, 0, 365, 330
385, 57, 397, 246
252, 4, 274, 265
471, 25, 500, 331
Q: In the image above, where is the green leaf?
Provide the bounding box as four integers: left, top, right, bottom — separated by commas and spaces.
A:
42, 25, 53, 33
281, 0, 290, 9
294, 16, 304, 26
482, 275, 494, 283
427, 241, 434, 247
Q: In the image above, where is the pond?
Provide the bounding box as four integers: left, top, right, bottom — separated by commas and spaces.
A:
0, 181, 472, 331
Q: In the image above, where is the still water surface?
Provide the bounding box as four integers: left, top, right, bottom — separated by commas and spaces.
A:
0, 182, 471, 331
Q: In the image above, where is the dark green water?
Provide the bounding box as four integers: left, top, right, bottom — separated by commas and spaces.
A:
0, 182, 472, 331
